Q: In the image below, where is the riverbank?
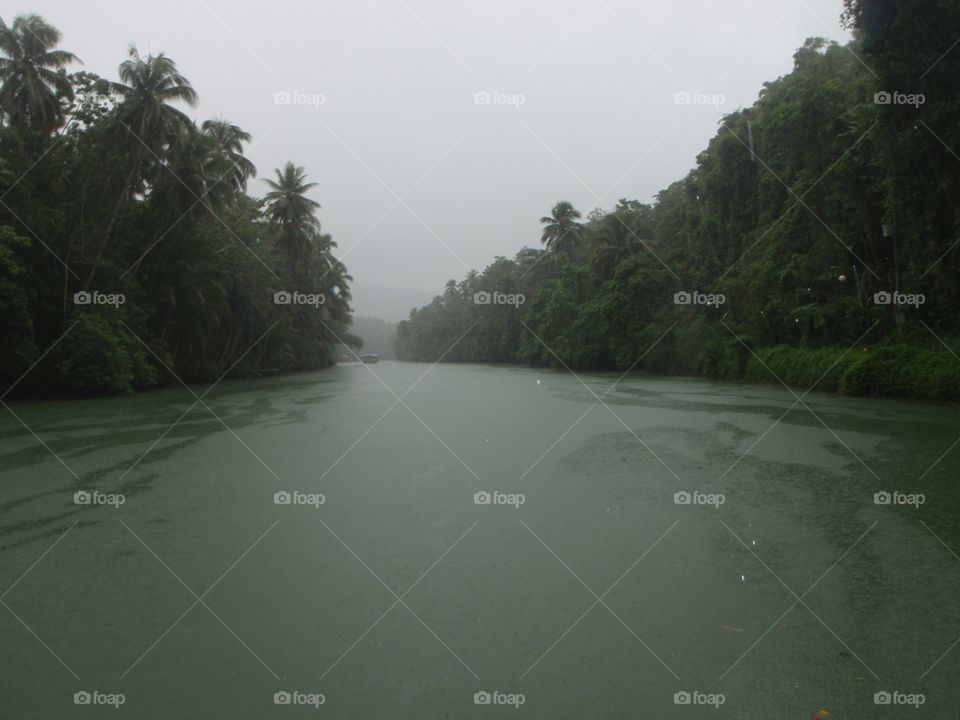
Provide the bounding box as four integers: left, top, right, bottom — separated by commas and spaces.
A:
683, 341, 960, 404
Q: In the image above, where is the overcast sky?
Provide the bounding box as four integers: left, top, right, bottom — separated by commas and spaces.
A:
18, 0, 850, 319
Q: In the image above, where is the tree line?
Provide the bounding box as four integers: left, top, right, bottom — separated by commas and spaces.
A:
0, 14, 357, 398
397, 0, 960, 402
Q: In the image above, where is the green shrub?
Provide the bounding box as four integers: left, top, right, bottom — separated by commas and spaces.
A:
739, 343, 960, 402
56, 313, 158, 394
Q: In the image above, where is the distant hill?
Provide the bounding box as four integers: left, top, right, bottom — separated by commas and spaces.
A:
350, 317, 398, 359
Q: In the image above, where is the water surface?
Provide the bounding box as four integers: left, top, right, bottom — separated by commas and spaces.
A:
2, 362, 958, 717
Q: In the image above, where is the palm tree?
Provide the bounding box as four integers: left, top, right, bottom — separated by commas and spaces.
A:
540, 201, 582, 253
591, 199, 651, 278
0, 14, 79, 133
114, 45, 197, 147
264, 162, 321, 278
86, 46, 197, 285
201, 118, 256, 193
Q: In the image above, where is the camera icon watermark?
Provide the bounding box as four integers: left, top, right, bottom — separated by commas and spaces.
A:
274, 490, 325, 508
673, 689, 725, 708
74, 490, 125, 508
873, 91, 925, 108
673, 290, 725, 306
872, 290, 924, 308
473, 90, 525, 108
273, 290, 325, 308
273, 90, 326, 109
873, 490, 925, 508
674, 490, 725, 509
74, 690, 125, 708
473, 290, 525, 307
273, 690, 325, 707
473, 690, 525, 707
73, 290, 125, 307
474, 490, 525, 508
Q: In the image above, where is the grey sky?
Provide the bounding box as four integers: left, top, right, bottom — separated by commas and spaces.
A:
20, 0, 849, 319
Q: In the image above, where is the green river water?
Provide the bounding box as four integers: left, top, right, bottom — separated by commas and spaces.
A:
1, 361, 959, 718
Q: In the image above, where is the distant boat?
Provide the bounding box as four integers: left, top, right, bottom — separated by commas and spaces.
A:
360, 353, 380, 364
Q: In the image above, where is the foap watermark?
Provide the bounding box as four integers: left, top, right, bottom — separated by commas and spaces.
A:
274, 491, 325, 508
76, 91, 125, 105
473, 291, 525, 308
873, 291, 924, 308
874, 491, 925, 508
473, 691, 525, 708
473, 90, 525, 108
74, 290, 125, 308
74, 490, 125, 508
673, 290, 725, 307
274, 91, 326, 109
674, 690, 725, 708
874, 91, 925, 108
474, 490, 525, 509
74, 690, 125, 709
274, 291, 325, 308
674, 90, 725, 108
674, 490, 725, 509
874, 690, 925, 708
273, 691, 325, 708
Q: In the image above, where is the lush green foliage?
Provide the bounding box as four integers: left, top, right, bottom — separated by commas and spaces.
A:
0, 16, 356, 398
398, 1, 960, 402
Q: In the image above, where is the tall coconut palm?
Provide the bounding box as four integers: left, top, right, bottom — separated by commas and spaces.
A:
540, 201, 582, 253
114, 45, 197, 150
86, 46, 197, 285
264, 162, 321, 278
201, 118, 256, 193
0, 14, 79, 133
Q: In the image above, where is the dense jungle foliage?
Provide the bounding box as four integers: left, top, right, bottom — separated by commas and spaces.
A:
0, 14, 356, 398
396, 0, 960, 402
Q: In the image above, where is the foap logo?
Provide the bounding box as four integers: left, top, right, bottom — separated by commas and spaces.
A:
674, 490, 725, 509
74, 690, 125, 708
274, 291, 325, 308
273, 90, 326, 109
674, 290, 725, 307
473, 690, 525, 708
873, 290, 925, 308
874, 690, 925, 708
73, 290, 125, 308
274, 491, 325, 508
473, 291, 525, 308
874, 490, 925, 508
273, 690, 326, 708
76, 91, 125, 105
673, 90, 725, 108
74, 490, 125, 508
473, 90, 525, 108
673, 690, 726, 708
474, 491, 525, 509
874, 91, 925, 108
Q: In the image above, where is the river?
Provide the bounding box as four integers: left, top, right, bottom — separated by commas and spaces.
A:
2, 361, 958, 718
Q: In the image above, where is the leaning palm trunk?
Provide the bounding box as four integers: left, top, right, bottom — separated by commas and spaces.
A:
84, 142, 145, 288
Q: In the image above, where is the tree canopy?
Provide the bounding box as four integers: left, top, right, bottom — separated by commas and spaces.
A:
0, 15, 356, 397
398, 2, 960, 402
